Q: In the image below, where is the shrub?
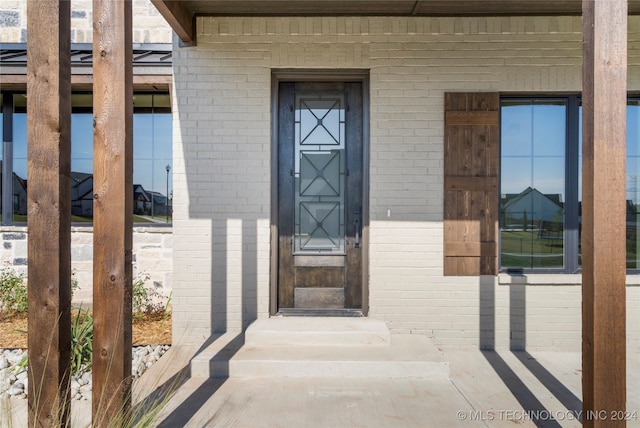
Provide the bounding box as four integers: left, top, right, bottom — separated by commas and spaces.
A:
71, 308, 93, 376
132, 272, 151, 317
132, 272, 166, 317
0, 267, 28, 317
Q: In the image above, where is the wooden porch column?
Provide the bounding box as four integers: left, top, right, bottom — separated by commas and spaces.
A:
26, 0, 72, 425
92, 0, 133, 424
582, 1, 627, 426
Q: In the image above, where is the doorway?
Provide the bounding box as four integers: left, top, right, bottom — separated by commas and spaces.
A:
272, 74, 368, 315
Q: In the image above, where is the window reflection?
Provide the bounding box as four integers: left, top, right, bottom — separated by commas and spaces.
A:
503, 97, 640, 272
627, 100, 640, 268
578, 100, 640, 269
9, 92, 172, 224
13, 105, 27, 222
71, 108, 94, 220
500, 100, 566, 269
0, 93, 3, 223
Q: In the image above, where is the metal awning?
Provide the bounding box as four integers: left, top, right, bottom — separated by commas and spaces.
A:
0, 43, 172, 67
151, 0, 640, 44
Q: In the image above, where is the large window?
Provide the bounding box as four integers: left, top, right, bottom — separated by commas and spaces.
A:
0, 93, 3, 223
626, 99, 640, 268
133, 94, 172, 222
2, 91, 172, 225
500, 95, 640, 272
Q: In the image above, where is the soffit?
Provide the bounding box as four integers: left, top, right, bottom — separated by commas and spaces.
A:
167, 0, 640, 16
151, 0, 640, 43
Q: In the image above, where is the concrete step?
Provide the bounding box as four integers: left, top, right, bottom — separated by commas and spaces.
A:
190, 318, 449, 380
244, 317, 391, 346
225, 335, 449, 379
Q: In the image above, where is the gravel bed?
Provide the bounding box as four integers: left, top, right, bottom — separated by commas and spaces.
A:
0, 345, 170, 400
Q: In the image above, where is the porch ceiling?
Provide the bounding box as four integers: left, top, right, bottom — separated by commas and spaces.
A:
151, 0, 640, 44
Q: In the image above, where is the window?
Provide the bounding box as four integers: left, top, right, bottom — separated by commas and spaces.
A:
500, 95, 640, 272
626, 99, 640, 269
12, 94, 27, 222
0, 93, 3, 223
132, 94, 172, 223
2, 91, 172, 225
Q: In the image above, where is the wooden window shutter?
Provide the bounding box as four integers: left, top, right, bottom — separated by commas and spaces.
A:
444, 92, 499, 276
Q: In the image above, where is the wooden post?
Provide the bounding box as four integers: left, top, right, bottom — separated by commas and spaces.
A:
92, 0, 133, 424
26, 0, 72, 426
582, 1, 627, 426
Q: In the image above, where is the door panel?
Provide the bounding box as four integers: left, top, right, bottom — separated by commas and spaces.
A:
278, 81, 363, 311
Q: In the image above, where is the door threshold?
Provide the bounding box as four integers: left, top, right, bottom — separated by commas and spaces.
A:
276, 308, 364, 317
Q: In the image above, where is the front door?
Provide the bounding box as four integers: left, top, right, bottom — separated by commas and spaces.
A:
277, 81, 364, 313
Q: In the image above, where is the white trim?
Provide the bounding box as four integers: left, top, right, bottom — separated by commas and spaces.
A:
499, 273, 640, 286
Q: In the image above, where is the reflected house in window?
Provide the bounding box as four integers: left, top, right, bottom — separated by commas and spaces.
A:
12, 174, 27, 216
625, 200, 638, 252
0, 161, 28, 216
68, 177, 169, 219
134, 184, 152, 215
501, 187, 563, 230
71, 172, 94, 217
146, 190, 171, 217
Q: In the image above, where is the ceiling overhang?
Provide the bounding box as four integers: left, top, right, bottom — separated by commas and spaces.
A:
151, 0, 640, 44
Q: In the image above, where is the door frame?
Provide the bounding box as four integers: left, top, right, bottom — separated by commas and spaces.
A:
270, 69, 370, 316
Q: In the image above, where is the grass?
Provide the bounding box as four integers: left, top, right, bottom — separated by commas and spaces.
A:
501, 229, 640, 269
501, 230, 564, 268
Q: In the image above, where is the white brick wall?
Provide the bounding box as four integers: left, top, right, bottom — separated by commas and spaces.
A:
171, 15, 640, 350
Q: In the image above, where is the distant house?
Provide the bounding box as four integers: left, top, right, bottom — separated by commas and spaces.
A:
502, 187, 563, 228
134, 184, 152, 215
71, 172, 94, 218
70, 179, 168, 219
0, 161, 28, 216
12, 174, 27, 216
145, 190, 170, 217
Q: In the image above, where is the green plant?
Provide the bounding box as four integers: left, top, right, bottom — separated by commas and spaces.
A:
162, 291, 172, 323
132, 272, 168, 318
71, 308, 93, 376
0, 267, 28, 317
71, 268, 79, 299
2, 309, 179, 427
132, 272, 151, 317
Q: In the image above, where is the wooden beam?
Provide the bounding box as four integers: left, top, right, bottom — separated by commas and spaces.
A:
582, 1, 627, 426
26, 0, 72, 426
92, 0, 133, 425
150, 0, 195, 44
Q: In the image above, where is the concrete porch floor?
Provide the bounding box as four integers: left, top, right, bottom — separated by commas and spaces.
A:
141, 315, 639, 428
4, 332, 640, 427
142, 346, 639, 428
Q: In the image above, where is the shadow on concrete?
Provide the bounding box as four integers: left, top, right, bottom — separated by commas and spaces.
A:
480, 350, 562, 428
479, 276, 581, 427
132, 363, 192, 425
514, 351, 582, 416
154, 334, 245, 427
508, 280, 582, 416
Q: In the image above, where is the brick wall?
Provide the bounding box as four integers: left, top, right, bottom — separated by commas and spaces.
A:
0, 0, 171, 43
172, 15, 639, 350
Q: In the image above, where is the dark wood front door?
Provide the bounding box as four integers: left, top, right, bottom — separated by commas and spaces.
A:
277, 81, 363, 312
